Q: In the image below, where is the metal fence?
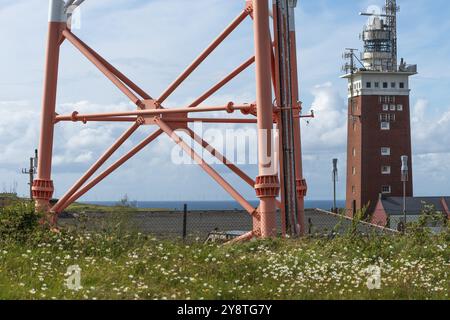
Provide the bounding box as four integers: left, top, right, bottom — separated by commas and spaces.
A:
58, 208, 404, 240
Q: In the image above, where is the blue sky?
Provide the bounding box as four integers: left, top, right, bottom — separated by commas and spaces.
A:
0, 0, 449, 202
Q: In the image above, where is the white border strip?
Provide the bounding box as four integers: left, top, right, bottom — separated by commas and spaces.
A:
49, 0, 67, 22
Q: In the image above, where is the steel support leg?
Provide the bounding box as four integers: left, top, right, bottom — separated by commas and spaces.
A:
289, 10, 307, 236
33, 0, 66, 214
253, 0, 279, 238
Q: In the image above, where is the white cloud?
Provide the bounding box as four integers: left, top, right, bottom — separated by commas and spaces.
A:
411, 99, 450, 155
1, 0, 450, 200
302, 82, 347, 153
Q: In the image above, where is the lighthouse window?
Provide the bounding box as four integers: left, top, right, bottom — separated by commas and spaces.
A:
382, 185, 392, 194
381, 147, 391, 156
383, 82, 388, 89
382, 166, 391, 175
366, 82, 372, 88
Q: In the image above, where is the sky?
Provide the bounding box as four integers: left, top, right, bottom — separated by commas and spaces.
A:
0, 0, 449, 202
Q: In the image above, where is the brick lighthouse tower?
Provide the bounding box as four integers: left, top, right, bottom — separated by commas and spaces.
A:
342, 0, 417, 216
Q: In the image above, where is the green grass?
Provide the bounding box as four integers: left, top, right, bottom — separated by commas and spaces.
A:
65, 202, 168, 214
0, 202, 449, 300
0, 232, 449, 300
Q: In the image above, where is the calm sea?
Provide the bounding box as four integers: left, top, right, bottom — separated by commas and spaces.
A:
84, 200, 345, 211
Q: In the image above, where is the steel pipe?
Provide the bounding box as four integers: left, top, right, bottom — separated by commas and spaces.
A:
156, 119, 257, 216
78, 36, 152, 100
253, 0, 279, 238
188, 129, 255, 188
34, 16, 66, 211
58, 129, 163, 212
225, 231, 256, 244
187, 56, 255, 108
55, 104, 254, 121
288, 8, 306, 235
52, 120, 142, 213
157, 9, 250, 104
62, 29, 144, 108
164, 118, 257, 124
57, 117, 258, 124
58, 116, 139, 123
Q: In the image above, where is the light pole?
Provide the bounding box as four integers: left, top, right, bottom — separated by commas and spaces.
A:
401, 155, 409, 230
332, 159, 338, 213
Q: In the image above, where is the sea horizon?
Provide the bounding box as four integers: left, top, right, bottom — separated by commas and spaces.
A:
83, 200, 346, 211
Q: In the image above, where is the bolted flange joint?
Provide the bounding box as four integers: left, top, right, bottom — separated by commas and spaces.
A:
255, 175, 280, 198
136, 116, 146, 125
245, 0, 253, 14
226, 102, 235, 114
253, 228, 262, 238
296, 178, 307, 197
32, 179, 54, 202
240, 103, 257, 116
71, 111, 79, 122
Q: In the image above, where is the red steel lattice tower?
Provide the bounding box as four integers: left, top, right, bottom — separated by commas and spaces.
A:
33, 0, 310, 239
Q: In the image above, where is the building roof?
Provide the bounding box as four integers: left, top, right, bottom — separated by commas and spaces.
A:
379, 197, 450, 216
340, 69, 417, 79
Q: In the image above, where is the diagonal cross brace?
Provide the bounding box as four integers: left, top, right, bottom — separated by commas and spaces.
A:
156, 118, 258, 218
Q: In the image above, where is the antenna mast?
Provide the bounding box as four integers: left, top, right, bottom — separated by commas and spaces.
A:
342, 48, 358, 119
384, 0, 400, 71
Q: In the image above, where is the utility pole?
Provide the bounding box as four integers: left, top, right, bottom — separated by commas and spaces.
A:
332, 159, 338, 213
22, 149, 38, 200
401, 155, 409, 230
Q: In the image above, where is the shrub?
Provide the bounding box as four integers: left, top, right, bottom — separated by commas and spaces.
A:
0, 201, 41, 242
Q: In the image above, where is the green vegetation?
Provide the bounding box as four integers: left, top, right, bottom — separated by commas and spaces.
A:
0, 202, 449, 300
0, 193, 18, 199
66, 203, 168, 214
0, 193, 19, 208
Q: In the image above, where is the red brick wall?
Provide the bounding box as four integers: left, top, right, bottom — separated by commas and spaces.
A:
346, 95, 362, 216
346, 95, 413, 216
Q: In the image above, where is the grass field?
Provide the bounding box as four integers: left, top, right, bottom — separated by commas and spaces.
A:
0, 202, 449, 300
